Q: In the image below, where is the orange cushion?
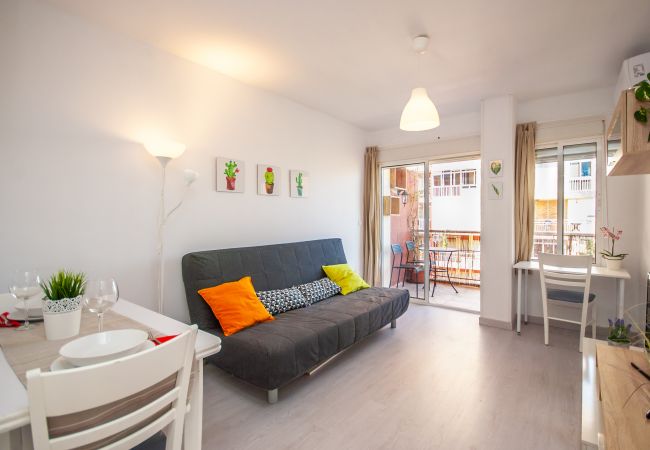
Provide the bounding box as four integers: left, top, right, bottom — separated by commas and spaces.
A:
198, 276, 274, 336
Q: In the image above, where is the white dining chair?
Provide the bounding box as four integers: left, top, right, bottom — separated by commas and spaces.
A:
538, 253, 596, 352
26, 325, 198, 450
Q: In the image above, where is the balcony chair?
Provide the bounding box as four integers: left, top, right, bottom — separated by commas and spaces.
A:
538, 253, 596, 352
390, 243, 424, 299
26, 325, 198, 450
405, 240, 424, 264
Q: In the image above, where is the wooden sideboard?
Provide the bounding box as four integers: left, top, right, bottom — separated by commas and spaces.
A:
582, 338, 650, 449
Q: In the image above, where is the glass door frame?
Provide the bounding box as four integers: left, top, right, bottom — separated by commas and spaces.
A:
379, 151, 480, 305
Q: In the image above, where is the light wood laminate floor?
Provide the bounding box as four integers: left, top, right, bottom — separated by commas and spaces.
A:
202, 303, 581, 450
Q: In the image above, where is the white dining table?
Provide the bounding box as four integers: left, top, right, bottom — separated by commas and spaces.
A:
0, 294, 221, 450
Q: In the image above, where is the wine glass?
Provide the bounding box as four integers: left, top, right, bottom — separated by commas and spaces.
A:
9, 270, 42, 331
83, 278, 119, 332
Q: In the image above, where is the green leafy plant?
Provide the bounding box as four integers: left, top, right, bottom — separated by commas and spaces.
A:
264, 167, 275, 185
224, 160, 239, 178
40, 270, 86, 300
607, 318, 631, 344
295, 172, 303, 189
633, 74, 650, 142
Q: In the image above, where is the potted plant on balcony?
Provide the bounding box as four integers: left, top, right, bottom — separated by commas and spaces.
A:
607, 318, 632, 347
600, 226, 627, 270
40, 270, 86, 340
224, 160, 240, 191
264, 167, 275, 194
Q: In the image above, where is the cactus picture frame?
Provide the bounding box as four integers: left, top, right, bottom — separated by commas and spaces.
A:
290, 170, 309, 198
257, 164, 280, 196
216, 157, 245, 193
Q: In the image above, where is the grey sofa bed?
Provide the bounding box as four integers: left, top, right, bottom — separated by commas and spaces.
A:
182, 238, 409, 403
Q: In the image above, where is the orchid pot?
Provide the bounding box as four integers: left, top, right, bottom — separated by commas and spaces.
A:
602, 255, 624, 270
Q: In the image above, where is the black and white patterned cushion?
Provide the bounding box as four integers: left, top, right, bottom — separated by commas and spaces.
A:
296, 277, 342, 304
256, 287, 309, 315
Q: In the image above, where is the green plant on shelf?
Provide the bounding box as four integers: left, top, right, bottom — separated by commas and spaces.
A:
40, 270, 86, 301
633, 73, 650, 142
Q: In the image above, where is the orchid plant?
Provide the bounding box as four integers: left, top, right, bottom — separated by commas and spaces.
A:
599, 226, 627, 260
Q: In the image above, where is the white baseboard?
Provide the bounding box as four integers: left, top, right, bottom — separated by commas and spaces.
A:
478, 316, 513, 330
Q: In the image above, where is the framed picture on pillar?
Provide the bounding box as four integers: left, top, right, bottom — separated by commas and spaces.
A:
488, 160, 503, 177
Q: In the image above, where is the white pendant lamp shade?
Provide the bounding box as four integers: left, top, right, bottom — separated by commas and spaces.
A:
400, 87, 440, 131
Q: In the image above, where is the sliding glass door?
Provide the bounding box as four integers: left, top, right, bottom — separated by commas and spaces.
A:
380, 156, 481, 312
380, 163, 429, 300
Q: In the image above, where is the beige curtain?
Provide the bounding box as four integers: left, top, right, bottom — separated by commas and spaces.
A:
363, 146, 381, 285
514, 122, 536, 262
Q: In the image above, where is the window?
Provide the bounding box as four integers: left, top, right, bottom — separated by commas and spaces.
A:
532, 142, 599, 260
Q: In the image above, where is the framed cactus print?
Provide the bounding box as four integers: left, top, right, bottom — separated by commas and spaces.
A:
290, 170, 309, 198
216, 157, 245, 193
257, 164, 280, 196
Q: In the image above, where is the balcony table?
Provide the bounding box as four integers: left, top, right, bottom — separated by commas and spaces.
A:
0, 294, 221, 450
513, 260, 631, 335
418, 247, 460, 295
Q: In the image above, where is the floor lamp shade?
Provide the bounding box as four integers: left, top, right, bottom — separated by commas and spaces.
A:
144, 140, 186, 160
399, 88, 440, 131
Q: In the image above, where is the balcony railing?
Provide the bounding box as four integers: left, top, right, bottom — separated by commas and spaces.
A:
412, 230, 481, 286
568, 176, 592, 192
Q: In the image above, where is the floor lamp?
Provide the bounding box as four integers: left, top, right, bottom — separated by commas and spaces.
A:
144, 140, 198, 314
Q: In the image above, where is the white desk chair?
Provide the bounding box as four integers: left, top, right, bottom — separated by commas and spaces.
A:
539, 253, 596, 352
26, 325, 198, 450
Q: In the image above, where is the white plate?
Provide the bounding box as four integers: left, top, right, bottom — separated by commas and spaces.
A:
59, 329, 148, 367
51, 340, 155, 371
7, 311, 44, 322
15, 299, 43, 317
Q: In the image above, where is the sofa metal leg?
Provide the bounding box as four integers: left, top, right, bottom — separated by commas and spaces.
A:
267, 389, 278, 404
391, 319, 396, 329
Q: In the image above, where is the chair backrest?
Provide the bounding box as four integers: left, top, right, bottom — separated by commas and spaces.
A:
404, 241, 417, 263
538, 253, 592, 304
27, 325, 198, 450
390, 244, 403, 255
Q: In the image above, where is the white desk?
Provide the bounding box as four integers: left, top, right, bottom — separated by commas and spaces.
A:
513, 260, 631, 335
0, 295, 221, 450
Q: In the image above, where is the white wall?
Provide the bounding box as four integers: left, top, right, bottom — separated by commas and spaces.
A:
0, 0, 365, 322
479, 96, 516, 327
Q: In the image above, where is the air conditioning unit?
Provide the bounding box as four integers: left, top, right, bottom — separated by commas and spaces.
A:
614, 52, 650, 103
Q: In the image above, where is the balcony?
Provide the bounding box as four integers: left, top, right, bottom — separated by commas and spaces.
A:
410, 229, 481, 286
533, 220, 595, 259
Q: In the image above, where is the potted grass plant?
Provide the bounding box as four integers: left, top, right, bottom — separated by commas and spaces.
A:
40, 270, 86, 340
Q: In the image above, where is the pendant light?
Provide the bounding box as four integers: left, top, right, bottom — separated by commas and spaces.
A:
400, 35, 440, 131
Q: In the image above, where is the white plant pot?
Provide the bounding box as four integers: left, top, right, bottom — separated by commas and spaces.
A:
603, 257, 624, 270
42, 296, 82, 341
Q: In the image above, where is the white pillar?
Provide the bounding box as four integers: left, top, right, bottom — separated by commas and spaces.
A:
479, 95, 516, 329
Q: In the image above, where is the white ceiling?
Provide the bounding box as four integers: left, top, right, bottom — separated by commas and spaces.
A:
45, 0, 650, 131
